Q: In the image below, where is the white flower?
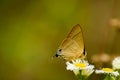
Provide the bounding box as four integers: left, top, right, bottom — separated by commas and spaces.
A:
82, 67, 94, 77
95, 68, 119, 77
112, 56, 120, 69
66, 59, 94, 76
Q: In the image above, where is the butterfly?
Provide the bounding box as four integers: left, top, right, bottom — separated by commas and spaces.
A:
55, 24, 87, 61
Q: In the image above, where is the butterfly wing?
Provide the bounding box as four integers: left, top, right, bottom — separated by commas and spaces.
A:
58, 24, 85, 61
67, 24, 84, 50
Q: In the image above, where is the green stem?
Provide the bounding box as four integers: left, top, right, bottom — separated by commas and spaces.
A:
77, 70, 82, 80
117, 69, 120, 80
104, 74, 115, 80
78, 70, 82, 80
77, 70, 86, 80
80, 70, 83, 80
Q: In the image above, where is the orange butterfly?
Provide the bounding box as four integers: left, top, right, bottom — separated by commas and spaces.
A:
55, 24, 87, 61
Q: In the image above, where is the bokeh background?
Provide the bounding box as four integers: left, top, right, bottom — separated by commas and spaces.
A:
0, 0, 120, 80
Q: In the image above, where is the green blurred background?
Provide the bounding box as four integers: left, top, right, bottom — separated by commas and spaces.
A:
0, 0, 120, 80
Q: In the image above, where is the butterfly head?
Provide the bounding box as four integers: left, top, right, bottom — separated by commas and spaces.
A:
55, 49, 62, 57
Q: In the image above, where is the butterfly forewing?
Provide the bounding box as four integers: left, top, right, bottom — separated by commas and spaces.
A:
68, 24, 84, 50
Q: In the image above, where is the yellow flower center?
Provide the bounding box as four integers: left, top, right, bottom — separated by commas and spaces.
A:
102, 68, 114, 72
74, 63, 86, 68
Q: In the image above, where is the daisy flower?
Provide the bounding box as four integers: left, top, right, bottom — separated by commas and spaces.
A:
95, 68, 119, 77
66, 59, 94, 76
112, 56, 120, 70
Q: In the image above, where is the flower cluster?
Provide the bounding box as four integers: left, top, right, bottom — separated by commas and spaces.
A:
65, 56, 120, 80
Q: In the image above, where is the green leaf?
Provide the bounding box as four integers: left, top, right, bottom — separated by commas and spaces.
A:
103, 74, 115, 80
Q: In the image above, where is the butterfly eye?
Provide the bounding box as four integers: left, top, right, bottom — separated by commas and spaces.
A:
58, 49, 62, 52
55, 49, 62, 57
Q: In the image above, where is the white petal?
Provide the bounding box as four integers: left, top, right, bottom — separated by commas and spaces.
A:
112, 57, 120, 69
82, 69, 94, 76
112, 71, 119, 77
87, 65, 94, 70
95, 70, 104, 74
72, 60, 75, 63
73, 69, 79, 75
